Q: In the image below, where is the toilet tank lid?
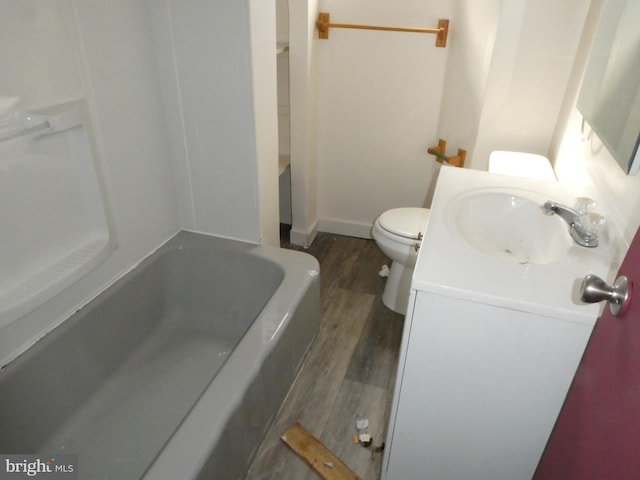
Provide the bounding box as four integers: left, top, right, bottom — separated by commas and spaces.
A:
378, 208, 430, 239
489, 151, 557, 181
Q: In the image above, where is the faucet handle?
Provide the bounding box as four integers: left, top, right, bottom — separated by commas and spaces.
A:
580, 212, 606, 236
574, 197, 605, 242
574, 197, 597, 214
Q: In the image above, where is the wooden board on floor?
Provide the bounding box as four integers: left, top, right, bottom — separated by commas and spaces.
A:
281, 423, 363, 480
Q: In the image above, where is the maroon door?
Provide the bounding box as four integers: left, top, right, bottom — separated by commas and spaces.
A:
534, 227, 640, 479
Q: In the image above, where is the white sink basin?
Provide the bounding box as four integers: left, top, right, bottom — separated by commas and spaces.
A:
414, 168, 621, 325
447, 190, 573, 265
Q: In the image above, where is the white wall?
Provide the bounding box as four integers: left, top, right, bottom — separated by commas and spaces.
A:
249, 0, 281, 246
437, 0, 501, 170
152, 0, 279, 245
0, 3, 112, 329
289, 0, 321, 247
470, 0, 591, 171
0, 1, 180, 364
315, 0, 453, 238
74, 2, 181, 257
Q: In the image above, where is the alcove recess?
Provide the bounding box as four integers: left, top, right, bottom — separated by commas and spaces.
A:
0, 98, 114, 327
277, 37, 292, 225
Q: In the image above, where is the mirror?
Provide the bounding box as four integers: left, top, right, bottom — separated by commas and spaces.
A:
577, 0, 640, 175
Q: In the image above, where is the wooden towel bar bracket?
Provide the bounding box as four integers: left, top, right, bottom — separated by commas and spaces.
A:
316, 13, 449, 48
428, 139, 466, 168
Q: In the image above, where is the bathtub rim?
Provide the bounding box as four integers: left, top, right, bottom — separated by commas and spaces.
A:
140, 230, 319, 480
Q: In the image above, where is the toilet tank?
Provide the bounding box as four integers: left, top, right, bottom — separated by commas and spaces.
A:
488, 151, 557, 181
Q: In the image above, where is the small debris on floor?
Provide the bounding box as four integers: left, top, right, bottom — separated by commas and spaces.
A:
354, 417, 373, 448
358, 433, 373, 448
378, 264, 390, 277
355, 418, 369, 430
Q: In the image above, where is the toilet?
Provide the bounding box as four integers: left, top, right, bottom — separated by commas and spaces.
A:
488, 151, 557, 182
372, 207, 429, 315
372, 151, 555, 315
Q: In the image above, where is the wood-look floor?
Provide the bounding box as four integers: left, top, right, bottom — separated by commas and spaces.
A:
245, 230, 404, 480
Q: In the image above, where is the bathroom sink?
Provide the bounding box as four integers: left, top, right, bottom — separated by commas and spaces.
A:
413, 168, 620, 325
447, 190, 572, 265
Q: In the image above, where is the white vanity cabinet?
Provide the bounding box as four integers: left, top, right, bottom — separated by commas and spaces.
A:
381, 167, 616, 480
382, 290, 592, 480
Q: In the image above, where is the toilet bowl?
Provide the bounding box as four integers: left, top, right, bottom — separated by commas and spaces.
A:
372, 207, 429, 315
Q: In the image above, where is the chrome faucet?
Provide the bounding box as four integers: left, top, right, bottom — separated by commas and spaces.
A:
542, 201, 599, 248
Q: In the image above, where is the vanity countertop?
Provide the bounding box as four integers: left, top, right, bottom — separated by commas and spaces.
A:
413, 167, 621, 324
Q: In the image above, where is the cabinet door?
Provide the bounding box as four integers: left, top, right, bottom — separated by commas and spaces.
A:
384, 293, 590, 480
535, 225, 640, 479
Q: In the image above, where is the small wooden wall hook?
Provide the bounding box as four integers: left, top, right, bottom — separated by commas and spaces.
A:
427, 139, 466, 168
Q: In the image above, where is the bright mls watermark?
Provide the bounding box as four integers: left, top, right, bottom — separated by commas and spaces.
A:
0, 455, 77, 480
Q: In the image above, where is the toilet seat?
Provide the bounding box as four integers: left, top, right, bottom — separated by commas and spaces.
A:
377, 208, 429, 240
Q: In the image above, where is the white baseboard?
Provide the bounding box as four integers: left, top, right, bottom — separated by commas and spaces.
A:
289, 220, 319, 248
317, 218, 373, 239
